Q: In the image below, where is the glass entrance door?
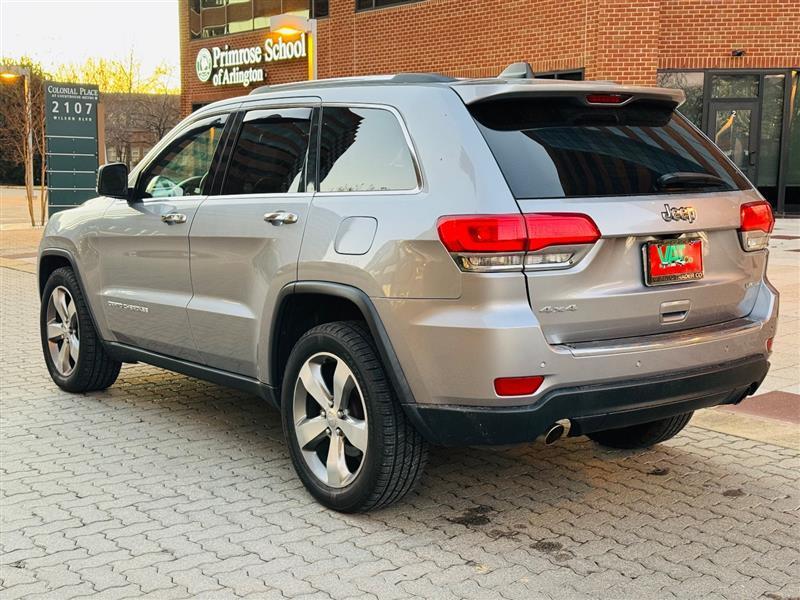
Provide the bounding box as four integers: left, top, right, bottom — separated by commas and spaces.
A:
707, 101, 759, 182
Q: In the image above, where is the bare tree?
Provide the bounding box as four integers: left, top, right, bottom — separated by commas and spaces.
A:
102, 92, 179, 169
103, 94, 137, 168
134, 91, 180, 141
0, 57, 48, 225
32, 76, 47, 224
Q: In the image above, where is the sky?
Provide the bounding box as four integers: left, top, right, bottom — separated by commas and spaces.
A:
0, 0, 180, 85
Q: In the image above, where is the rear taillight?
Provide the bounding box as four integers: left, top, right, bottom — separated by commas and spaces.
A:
437, 215, 526, 271
437, 213, 601, 272
739, 201, 774, 252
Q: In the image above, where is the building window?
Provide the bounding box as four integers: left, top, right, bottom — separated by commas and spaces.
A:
535, 70, 584, 81
312, 0, 328, 17
785, 71, 800, 214
710, 74, 759, 99
355, 0, 423, 11
657, 71, 704, 128
756, 74, 785, 197
190, 0, 311, 39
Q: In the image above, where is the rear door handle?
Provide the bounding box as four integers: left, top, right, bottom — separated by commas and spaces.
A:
264, 211, 298, 226
161, 213, 187, 225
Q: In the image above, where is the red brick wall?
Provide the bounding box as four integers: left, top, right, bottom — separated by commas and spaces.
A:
180, 0, 800, 116
659, 0, 800, 71
585, 0, 660, 84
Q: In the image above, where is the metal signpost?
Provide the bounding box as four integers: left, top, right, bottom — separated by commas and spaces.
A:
45, 82, 100, 216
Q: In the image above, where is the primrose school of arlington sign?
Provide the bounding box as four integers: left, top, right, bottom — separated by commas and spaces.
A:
195, 34, 307, 87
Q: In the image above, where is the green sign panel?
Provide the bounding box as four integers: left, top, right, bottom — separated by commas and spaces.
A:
45, 82, 100, 215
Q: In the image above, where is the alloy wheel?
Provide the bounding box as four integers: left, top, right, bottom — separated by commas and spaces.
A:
292, 352, 368, 488
46, 286, 79, 376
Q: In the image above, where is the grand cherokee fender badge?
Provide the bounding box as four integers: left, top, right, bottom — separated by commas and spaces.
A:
107, 300, 149, 313
661, 203, 697, 223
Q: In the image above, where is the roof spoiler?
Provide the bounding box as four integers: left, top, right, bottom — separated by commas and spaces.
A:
499, 62, 535, 79
453, 80, 685, 108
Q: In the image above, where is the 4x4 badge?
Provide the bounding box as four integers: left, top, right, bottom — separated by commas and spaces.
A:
661, 203, 696, 223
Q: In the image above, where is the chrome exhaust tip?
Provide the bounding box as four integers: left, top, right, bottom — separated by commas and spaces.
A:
540, 419, 572, 445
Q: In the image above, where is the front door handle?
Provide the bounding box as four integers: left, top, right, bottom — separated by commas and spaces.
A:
264, 211, 299, 226
161, 213, 187, 225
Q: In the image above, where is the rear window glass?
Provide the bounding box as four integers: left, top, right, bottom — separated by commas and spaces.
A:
223, 108, 312, 195
470, 98, 749, 198
318, 107, 418, 193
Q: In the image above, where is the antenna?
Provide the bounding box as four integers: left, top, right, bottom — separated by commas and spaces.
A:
499, 62, 534, 79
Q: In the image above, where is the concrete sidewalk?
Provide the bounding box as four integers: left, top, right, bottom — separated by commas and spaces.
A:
0, 187, 45, 228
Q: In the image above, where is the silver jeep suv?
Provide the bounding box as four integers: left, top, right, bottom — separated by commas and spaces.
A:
38, 73, 778, 512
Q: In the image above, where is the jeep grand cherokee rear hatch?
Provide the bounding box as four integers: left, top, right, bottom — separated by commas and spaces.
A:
467, 92, 771, 344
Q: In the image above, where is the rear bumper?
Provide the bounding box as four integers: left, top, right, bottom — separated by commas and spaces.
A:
374, 276, 778, 409
403, 355, 769, 446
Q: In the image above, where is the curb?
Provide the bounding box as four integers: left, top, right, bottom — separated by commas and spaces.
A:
692, 408, 799, 450
0, 258, 37, 275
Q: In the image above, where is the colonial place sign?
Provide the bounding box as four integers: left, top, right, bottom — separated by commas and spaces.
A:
195, 34, 308, 87
44, 82, 100, 215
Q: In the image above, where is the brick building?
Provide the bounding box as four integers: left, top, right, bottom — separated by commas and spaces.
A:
180, 0, 800, 214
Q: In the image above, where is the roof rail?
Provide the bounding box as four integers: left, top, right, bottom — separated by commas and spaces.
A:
250, 72, 456, 94
499, 62, 535, 79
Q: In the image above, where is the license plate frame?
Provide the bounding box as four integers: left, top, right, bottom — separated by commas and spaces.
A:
642, 238, 704, 287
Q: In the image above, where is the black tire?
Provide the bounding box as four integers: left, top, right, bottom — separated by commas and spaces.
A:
587, 412, 693, 449
282, 321, 428, 512
40, 267, 121, 393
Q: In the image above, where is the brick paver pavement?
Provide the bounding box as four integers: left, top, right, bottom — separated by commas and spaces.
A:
2, 265, 799, 599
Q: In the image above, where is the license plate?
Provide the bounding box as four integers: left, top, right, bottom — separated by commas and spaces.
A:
643, 238, 704, 286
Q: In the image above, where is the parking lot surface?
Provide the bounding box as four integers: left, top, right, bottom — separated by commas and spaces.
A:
2, 263, 799, 600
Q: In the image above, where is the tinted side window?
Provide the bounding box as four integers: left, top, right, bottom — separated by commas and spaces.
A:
319, 107, 418, 193
222, 107, 312, 195
140, 115, 227, 198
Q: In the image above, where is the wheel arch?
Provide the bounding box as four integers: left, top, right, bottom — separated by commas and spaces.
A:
38, 248, 109, 354
270, 282, 416, 406
38, 250, 75, 297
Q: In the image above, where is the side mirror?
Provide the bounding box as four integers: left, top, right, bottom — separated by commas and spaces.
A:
97, 163, 130, 200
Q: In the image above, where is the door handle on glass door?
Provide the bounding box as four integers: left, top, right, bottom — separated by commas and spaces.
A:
161, 213, 187, 224
264, 211, 299, 225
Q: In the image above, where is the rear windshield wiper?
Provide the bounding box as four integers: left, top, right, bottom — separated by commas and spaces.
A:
656, 172, 729, 190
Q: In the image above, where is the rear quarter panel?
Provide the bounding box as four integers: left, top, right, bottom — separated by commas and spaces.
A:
298, 86, 518, 299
